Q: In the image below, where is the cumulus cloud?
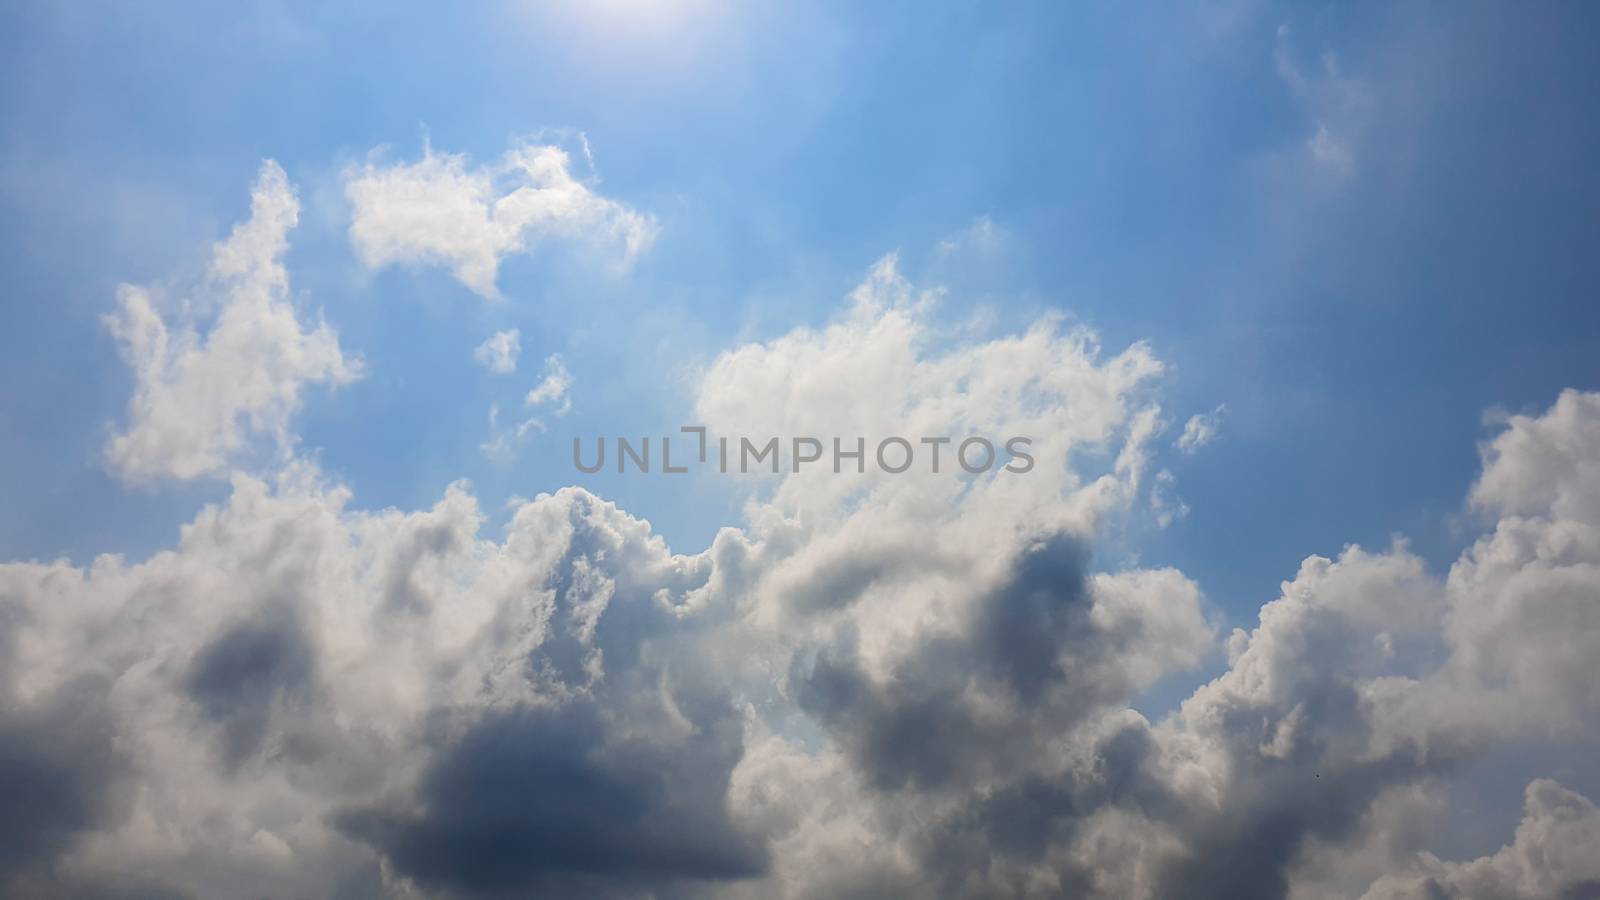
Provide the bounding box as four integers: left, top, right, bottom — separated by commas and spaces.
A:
345, 141, 657, 299
472, 328, 521, 374
103, 161, 362, 482
701, 290, 1600, 897
1360, 779, 1600, 900
13, 203, 1600, 899
0, 468, 759, 898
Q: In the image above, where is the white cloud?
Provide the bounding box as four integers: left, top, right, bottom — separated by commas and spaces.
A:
1469, 388, 1600, 525
1176, 403, 1226, 453
696, 254, 1166, 525
345, 140, 657, 299
103, 161, 362, 482
525, 353, 572, 414
1152, 468, 1190, 528
479, 353, 569, 462
472, 328, 521, 374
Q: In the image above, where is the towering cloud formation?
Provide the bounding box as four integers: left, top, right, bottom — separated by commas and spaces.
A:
104, 162, 361, 481
5, 164, 1599, 898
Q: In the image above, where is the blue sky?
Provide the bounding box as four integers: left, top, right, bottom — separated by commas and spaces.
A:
5, 1, 1597, 623
3, 6, 1600, 896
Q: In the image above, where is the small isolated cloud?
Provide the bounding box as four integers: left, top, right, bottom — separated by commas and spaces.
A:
472, 328, 521, 374
525, 354, 572, 415
934, 215, 1006, 258
344, 139, 657, 299
479, 402, 546, 463
1274, 24, 1368, 180
480, 351, 567, 462
104, 161, 362, 482
1152, 468, 1190, 528
1176, 403, 1226, 453
1308, 122, 1353, 176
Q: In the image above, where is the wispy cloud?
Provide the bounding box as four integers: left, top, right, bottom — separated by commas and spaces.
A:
525, 353, 572, 415
478, 401, 546, 463
1177, 403, 1226, 453
472, 328, 521, 374
933, 214, 1006, 259
1275, 24, 1367, 180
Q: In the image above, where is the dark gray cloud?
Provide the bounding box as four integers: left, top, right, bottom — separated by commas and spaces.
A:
793, 534, 1154, 792
336, 701, 765, 897
0, 677, 128, 897
186, 612, 316, 768
1158, 752, 1457, 900
912, 719, 1170, 896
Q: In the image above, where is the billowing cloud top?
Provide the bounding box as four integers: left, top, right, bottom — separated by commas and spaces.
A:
4, 159, 1599, 900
